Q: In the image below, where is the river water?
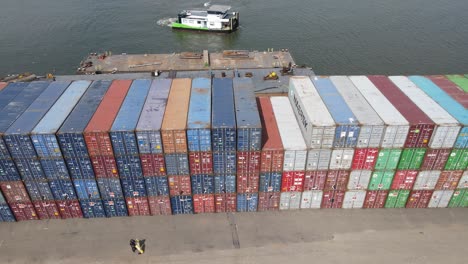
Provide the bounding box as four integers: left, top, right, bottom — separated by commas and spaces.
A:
1, 0, 467, 76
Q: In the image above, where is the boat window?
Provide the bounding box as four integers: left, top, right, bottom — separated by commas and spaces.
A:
197, 21, 201, 24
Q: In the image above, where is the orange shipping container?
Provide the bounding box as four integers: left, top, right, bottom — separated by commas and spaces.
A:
161, 79, 191, 153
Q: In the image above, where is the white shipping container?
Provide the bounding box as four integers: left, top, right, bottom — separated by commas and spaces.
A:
349, 76, 410, 148
306, 149, 331, 170
348, 170, 372, 190
271, 97, 308, 172
288, 77, 336, 149
279, 191, 302, 210
390, 76, 461, 149
457, 171, 468, 189
413, 170, 441, 190
330, 76, 385, 148
329, 149, 355, 170
428, 190, 454, 208
342, 190, 366, 209
300, 190, 323, 209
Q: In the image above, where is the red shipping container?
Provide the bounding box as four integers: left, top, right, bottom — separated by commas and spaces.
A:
321, 190, 345, 208
237, 151, 261, 174
57, 200, 83, 219
406, 190, 433, 208
368, 76, 435, 148
168, 175, 191, 196
148, 196, 172, 215
91, 155, 119, 178
421, 149, 451, 170
258, 192, 280, 211
258, 97, 284, 173
193, 194, 215, 214
9, 202, 38, 221
324, 170, 349, 191
435, 171, 463, 190
391, 170, 418, 190
363, 190, 388, 208
303, 170, 327, 191
0, 181, 31, 203
351, 148, 379, 170
237, 172, 260, 193
33, 200, 61, 220
214, 193, 236, 213
189, 152, 213, 175
84, 80, 132, 156
140, 154, 166, 176
427, 76, 468, 108
281, 171, 305, 192
126, 197, 151, 216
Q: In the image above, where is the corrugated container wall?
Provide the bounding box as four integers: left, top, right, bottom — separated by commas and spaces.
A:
349, 76, 409, 148
330, 76, 385, 148
187, 78, 212, 152
312, 77, 360, 148
211, 78, 236, 152
270, 97, 307, 171
161, 78, 191, 153
110, 79, 152, 156
428, 76, 468, 108
409, 76, 468, 149
233, 78, 262, 151
288, 76, 336, 149
390, 76, 460, 149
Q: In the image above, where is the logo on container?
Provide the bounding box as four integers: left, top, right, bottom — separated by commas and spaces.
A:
293, 94, 308, 130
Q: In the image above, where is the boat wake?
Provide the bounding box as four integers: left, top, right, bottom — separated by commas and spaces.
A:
156, 17, 177, 27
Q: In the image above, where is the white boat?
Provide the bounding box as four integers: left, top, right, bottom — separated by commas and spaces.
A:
172, 5, 239, 33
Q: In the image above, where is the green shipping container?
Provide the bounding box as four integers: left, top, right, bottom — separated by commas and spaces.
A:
446, 74, 468, 92
374, 149, 402, 170
385, 189, 410, 208
368, 171, 394, 190
397, 148, 426, 170
448, 189, 468, 208
445, 149, 468, 170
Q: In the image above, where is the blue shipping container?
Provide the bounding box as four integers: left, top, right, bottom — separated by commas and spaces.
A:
409, 76, 468, 148
259, 172, 282, 192
64, 156, 95, 179
102, 198, 128, 217
0, 159, 21, 181
187, 78, 212, 152
213, 152, 236, 174
97, 178, 124, 199
170, 195, 193, 215
165, 153, 190, 175
79, 199, 106, 218
0, 82, 29, 110
115, 155, 143, 178
212, 78, 236, 152
121, 177, 147, 197
144, 176, 169, 196
233, 78, 262, 151
135, 79, 172, 154
24, 179, 54, 201
312, 77, 361, 148
0, 203, 15, 222
73, 179, 100, 200
57, 80, 112, 158
40, 158, 70, 180
191, 174, 215, 194
15, 158, 45, 180
49, 179, 77, 200
214, 174, 236, 193
111, 79, 151, 156
4, 81, 70, 159
237, 193, 258, 212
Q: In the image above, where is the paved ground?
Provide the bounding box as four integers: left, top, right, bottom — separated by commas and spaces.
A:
0, 209, 466, 264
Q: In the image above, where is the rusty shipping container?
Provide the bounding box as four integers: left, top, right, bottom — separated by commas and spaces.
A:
236, 151, 260, 175
237, 172, 259, 193
321, 190, 345, 208
0, 181, 30, 203
193, 194, 215, 214
140, 154, 166, 176
126, 197, 151, 216
56, 199, 83, 219
391, 170, 418, 190
435, 171, 463, 190
421, 149, 451, 170
214, 193, 236, 213
281, 171, 305, 192
148, 196, 172, 215
324, 170, 349, 191
33, 200, 60, 219
257, 192, 280, 211
9, 201, 38, 221
189, 152, 213, 175
406, 190, 433, 208
363, 190, 388, 208
168, 175, 191, 196
303, 170, 327, 191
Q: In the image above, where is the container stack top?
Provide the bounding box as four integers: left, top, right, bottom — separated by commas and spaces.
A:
32, 81, 91, 134
161, 78, 191, 131
58, 80, 112, 134
84, 80, 132, 133
257, 97, 283, 151
0, 82, 7, 91
0, 83, 30, 110
0, 83, 40, 133
111, 79, 152, 131
446, 75, 468, 92
233, 77, 262, 129
212, 78, 236, 129
136, 79, 172, 132
427, 75, 468, 108
187, 78, 211, 129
